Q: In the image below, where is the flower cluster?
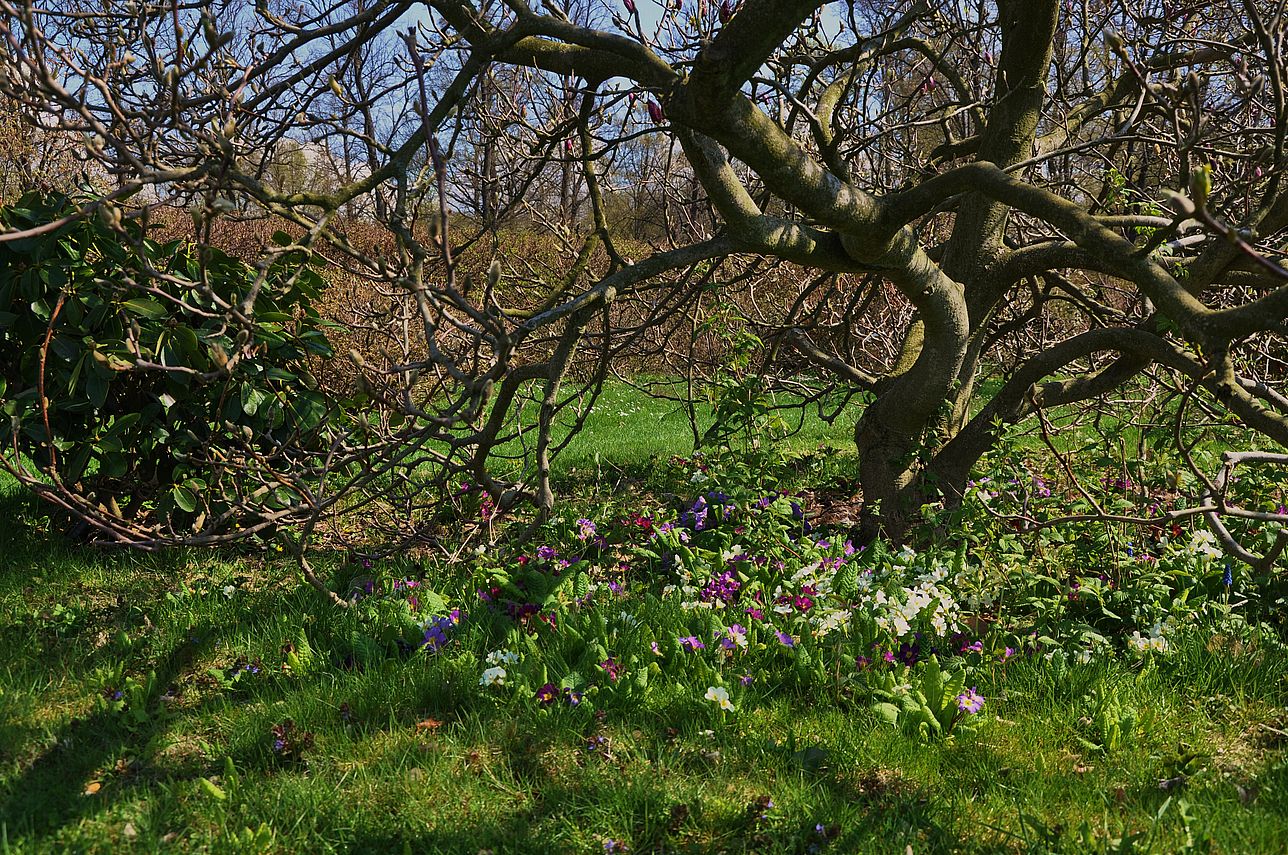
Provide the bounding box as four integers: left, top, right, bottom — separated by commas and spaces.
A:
480, 649, 520, 687
863, 552, 961, 639
1186, 529, 1223, 561
704, 685, 734, 711
1127, 623, 1170, 656
479, 666, 507, 687
421, 610, 463, 652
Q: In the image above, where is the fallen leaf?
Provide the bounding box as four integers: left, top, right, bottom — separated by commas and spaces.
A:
415, 718, 443, 734
84, 781, 103, 795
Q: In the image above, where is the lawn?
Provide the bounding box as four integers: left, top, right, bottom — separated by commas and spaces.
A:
1, 386, 1287, 854
482, 377, 863, 477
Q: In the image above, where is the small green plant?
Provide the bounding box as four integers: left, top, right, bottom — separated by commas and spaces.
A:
91, 664, 165, 728
1076, 686, 1138, 753
224, 823, 276, 854
281, 629, 317, 676
869, 656, 984, 742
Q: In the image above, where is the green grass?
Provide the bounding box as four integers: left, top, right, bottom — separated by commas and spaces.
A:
485, 378, 861, 476
2, 383, 1287, 854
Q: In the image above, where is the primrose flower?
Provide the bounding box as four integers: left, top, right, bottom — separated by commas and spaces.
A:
774, 630, 796, 648
576, 518, 597, 540
739, 674, 753, 686
486, 649, 519, 666
535, 682, 558, 706
728, 623, 748, 642
716, 624, 748, 651
678, 635, 706, 652
1127, 629, 1169, 655
704, 685, 735, 711
536, 545, 558, 561
421, 621, 450, 651
599, 658, 622, 681
650, 641, 662, 656
1188, 529, 1222, 560
1000, 646, 1016, 663
479, 666, 507, 687
956, 687, 985, 714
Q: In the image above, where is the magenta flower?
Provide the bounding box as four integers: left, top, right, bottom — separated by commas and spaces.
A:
956, 687, 985, 714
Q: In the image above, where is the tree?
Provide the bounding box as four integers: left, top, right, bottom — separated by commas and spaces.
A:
0, 0, 1285, 570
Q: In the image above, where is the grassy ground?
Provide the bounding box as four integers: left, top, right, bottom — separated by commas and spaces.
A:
491, 378, 862, 476
2, 386, 1287, 854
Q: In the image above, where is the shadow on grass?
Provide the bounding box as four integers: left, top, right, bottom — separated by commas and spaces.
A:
333, 769, 967, 854
0, 621, 216, 840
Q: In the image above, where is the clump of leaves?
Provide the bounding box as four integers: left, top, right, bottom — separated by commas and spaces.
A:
868, 656, 984, 742
0, 191, 338, 541
1076, 686, 1139, 754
